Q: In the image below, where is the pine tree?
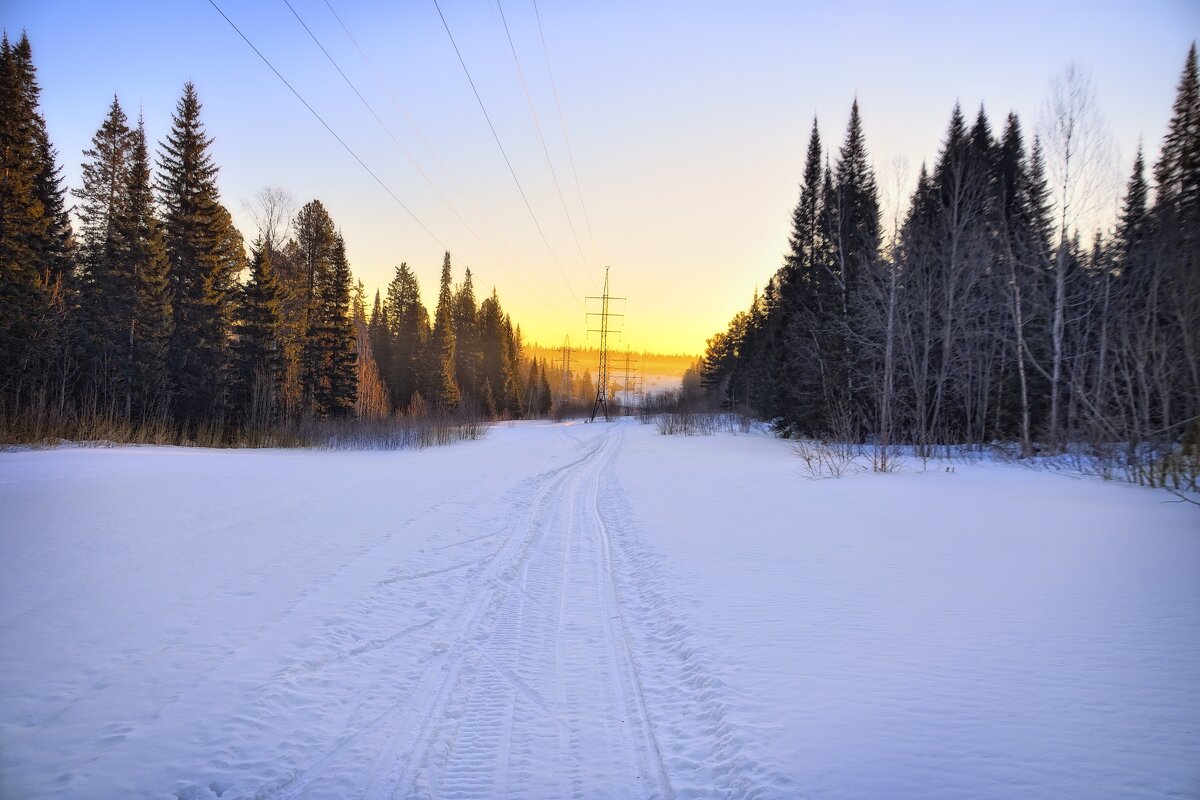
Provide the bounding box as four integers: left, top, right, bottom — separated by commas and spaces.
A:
158, 82, 235, 426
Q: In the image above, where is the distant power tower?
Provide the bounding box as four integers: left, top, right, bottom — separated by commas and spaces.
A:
554, 335, 573, 405
619, 350, 639, 415
586, 267, 624, 422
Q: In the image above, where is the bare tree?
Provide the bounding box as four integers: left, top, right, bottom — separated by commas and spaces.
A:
243, 186, 296, 255
1038, 64, 1117, 446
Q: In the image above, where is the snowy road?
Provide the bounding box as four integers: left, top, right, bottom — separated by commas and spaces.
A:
2, 420, 1197, 799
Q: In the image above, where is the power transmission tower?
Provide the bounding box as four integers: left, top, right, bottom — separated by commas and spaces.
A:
586, 267, 623, 421
618, 349, 639, 416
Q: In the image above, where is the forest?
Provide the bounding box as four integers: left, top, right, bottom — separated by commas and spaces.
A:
699, 46, 1199, 486
0, 33, 574, 447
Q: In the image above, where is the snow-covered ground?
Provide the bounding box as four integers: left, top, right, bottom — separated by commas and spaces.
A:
1, 420, 1197, 799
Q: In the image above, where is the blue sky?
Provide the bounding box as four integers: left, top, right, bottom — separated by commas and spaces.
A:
3, 0, 1197, 353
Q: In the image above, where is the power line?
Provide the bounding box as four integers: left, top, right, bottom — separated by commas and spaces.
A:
532, 0, 599, 264
281, 0, 555, 312
320, 1, 546, 294
207, 0, 449, 253
494, 0, 590, 276
432, 0, 582, 310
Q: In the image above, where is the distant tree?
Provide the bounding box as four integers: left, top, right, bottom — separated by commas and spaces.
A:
385, 262, 428, 410
453, 266, 481, 402
352, 280, 389, 419
431, 252, 460, 412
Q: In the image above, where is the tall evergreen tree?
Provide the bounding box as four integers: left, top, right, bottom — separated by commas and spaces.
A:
157, 82, 235, 426
75, 96, 135, 409
231, 241, 283, 426
431, 252, 460, 411
453, 266, 481, 402
307, 232, 356, 417
384, 262, 428, 410
124, 116, 171, 419
352, 280, 389, 420
0, 33, 74, 411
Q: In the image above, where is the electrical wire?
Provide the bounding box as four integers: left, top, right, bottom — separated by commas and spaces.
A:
207, 0, 450, 255
494, 0, 590, 276
432, 0, 582, 309
532, 0, 599, 262
322, 0, 538, 280
280, 0, 556, 311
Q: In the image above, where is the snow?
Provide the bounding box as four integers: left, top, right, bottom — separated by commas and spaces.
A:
1, 420, 1197, 799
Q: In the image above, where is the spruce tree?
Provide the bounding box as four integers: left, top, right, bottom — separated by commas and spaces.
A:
1152, 43, 1200, 437
157, 82, 234, 426
231, 241, 283, 426
431, 252, 460, 412
385, 262, 429, 410
453, 267, 480, 402
124, 117, 171, 419
352, 280, 389, 419
0, 33, 73, 411
307, 233, 356, 417
75, 100, 168, 420
75, 96, 135, 410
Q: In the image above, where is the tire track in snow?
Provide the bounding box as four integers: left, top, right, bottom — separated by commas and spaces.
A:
361, 431, 615, 799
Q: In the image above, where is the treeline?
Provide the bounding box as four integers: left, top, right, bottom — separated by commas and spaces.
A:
702, 45, 1199, 470
0, 33, 554, 445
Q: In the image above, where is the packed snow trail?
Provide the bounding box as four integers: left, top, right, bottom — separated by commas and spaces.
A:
1, 421, 773, 799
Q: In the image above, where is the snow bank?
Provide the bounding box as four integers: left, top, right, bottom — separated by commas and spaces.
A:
612, 423, 1200, 799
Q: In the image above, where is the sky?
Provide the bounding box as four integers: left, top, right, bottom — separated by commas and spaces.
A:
2, 1, 1197, 355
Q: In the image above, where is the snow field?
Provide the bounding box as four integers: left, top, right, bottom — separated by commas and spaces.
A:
1, 419, 1197, 799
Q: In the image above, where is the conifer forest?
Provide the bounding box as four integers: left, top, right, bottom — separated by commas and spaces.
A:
0, 33, 565, 447
700, 47, 1199, 487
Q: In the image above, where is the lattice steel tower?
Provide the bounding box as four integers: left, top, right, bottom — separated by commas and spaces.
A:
587, 267, 623, 421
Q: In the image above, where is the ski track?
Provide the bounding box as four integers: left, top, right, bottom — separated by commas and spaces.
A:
160, 421, 775, 799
